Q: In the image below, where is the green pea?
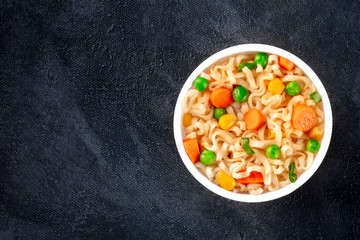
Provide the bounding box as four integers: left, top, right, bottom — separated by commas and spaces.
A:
233, 86, 249, 102
306, 139, 320, 153
254, 52, 268, 69
265, 144, 281, 159
194, 77, 209, 91
237, 62, 256, 72
285, 81, 301, 96
214, 108, 227, 120
200, 149, 216, 165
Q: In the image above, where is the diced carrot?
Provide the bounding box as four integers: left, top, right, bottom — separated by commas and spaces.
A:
183, 138, 200, 163
209, 87, 233, 108
292, 104, 317, 132
279, 56, 295, 71
199, 141, 207, 152
237, 171, 264, 184
244, 109, 265, 130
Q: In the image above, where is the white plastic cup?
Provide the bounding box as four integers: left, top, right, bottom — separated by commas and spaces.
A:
173, 44, 333, 202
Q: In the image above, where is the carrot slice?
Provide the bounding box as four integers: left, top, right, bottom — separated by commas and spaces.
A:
279, 56, 295, 71
237, 171, 264, 184
209, 87, 233, 108
244, 109, 265, 130
183, 138, 200, 163
292, 104, 317, 132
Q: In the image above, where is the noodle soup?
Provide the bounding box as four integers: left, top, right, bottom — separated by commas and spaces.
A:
180, 51, 325, 195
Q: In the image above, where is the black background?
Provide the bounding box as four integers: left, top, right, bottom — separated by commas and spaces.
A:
0, 0, 359, 239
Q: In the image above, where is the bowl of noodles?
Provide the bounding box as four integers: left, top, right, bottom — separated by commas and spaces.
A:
173, 44, 332, 202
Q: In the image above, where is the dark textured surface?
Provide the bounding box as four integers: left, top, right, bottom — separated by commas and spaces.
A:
0, 0, 359, 239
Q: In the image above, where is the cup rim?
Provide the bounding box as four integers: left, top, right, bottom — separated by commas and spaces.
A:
173, 44, 333, 202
